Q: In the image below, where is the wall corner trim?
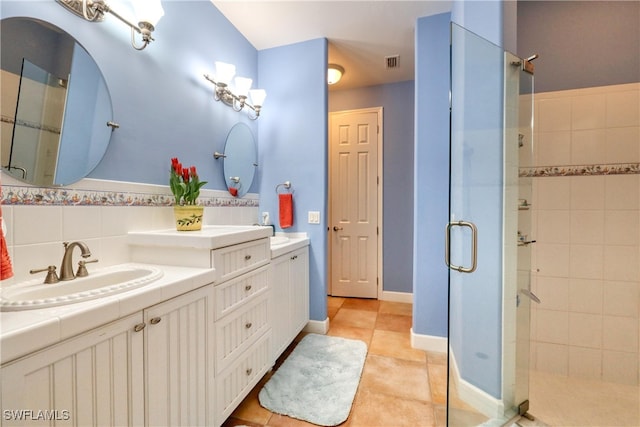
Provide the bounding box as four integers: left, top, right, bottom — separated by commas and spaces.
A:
303, 318, 329, 335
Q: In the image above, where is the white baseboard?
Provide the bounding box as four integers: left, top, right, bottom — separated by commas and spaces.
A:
380, 291, 413, 303
303, 318, 329, 335
449, 346, 505, 420
410, 329, 448, 353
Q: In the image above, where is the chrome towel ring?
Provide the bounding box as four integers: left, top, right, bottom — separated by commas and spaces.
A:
275, 181, 292, 194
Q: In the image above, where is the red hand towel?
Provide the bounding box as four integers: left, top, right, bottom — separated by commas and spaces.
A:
279, 193, 293, 229
0, 205, 14, 280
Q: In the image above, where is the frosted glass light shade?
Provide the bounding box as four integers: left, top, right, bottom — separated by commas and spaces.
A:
234, 77, 253, 97
215, 62, 236, 85
133, 0, 165, 27
249, 89, 266, 106
328, 64, 344, 85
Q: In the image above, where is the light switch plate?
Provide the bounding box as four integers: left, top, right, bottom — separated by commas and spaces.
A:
308, 211, 320, 224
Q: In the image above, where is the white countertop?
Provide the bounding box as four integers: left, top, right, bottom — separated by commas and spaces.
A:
128, 225, 273, 250
0, 263, 215, 365
270, 233, 310, 258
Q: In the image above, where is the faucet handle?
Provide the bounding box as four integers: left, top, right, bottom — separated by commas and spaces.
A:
30, 265, 60, 284
76, 259, 99, 277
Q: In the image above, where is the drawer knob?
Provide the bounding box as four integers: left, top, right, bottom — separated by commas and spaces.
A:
134, 323, 146, 332
246, 368, 253, 376
150, 317, 162, 325
244, 254, 252, 261
245, 322, 253, 329
245, 285, 252, 292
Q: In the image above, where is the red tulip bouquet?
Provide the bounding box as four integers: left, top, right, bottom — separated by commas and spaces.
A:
170, 157, 207, 206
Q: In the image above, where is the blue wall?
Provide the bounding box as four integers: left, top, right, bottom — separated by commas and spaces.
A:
413, 13, 451, 339
451, 0, 516, 53
257, 39, 328, 322
518, 1, 640, 92
329, 81, 414, 294
1, 0, 260, 193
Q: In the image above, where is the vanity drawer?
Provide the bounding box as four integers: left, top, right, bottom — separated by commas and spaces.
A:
214, 265, 269, 320
215, 293, 270, 373
211, 238, 269, 282
215, 331, 271, 425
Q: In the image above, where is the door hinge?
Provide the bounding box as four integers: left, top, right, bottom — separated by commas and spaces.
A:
377, 226, 379, 235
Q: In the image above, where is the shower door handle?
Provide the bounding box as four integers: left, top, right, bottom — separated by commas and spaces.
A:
445, 221, 478, 273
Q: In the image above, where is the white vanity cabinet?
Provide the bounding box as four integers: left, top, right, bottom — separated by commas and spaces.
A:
1, 313, 146, 426
128, 227, 275, 426
270, 246, 309, 361
0, 284, 216, 427
0, 227, 304, 427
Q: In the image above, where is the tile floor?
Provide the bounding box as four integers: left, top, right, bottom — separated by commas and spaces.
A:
222, 296, 448, 426
222, 296, 639, 427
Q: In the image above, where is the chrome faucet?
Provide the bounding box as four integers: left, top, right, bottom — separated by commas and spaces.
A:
60, 241, 92, 281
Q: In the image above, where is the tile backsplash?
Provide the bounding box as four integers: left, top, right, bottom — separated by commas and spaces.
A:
527, 83, 640, 385
1, 175, 259, 284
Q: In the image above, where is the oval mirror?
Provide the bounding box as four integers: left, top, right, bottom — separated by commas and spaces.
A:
1, 17, 114, 186
222, 123, 257, 198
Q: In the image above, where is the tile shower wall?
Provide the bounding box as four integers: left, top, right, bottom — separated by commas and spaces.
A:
527, 83, 640, 385
1, 176, 259, 285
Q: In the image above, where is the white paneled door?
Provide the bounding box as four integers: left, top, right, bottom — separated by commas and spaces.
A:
329, 108, 381, 298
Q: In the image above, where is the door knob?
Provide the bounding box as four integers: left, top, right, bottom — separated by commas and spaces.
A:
333, 226, 343, 231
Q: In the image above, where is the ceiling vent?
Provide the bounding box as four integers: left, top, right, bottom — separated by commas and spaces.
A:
385, 55, 400, 69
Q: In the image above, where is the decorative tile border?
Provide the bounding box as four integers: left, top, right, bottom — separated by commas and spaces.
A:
1, 114, 61, 135
0, 184, 259, 207
520, 163, 640, 178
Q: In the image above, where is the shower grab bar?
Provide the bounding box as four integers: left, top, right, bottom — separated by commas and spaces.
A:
520, 289, 541, 304
445, 220, 478, 273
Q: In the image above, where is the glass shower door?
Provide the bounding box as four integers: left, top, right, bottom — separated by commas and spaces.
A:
447, 23, 534, 425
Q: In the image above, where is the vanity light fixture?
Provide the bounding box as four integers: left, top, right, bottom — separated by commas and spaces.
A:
327, 64, 345, 85
204, 61, 266, 120
56, 0, 164, 51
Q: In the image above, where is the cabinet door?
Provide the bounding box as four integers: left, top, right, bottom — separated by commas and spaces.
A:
290, 247, 310, 336
270, 247, 310, 361
1, 313, 144, 427
270, 253, 291, 360
144, 285, 214, 427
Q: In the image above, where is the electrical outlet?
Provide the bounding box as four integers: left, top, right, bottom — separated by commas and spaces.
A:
308, 211, 320, 224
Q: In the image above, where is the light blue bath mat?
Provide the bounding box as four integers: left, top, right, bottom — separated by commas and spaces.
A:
258, 333, 368, 426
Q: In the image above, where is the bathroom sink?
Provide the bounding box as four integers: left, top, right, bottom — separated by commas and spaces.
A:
270, 236, 290, 246
0, 265, 163, 311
